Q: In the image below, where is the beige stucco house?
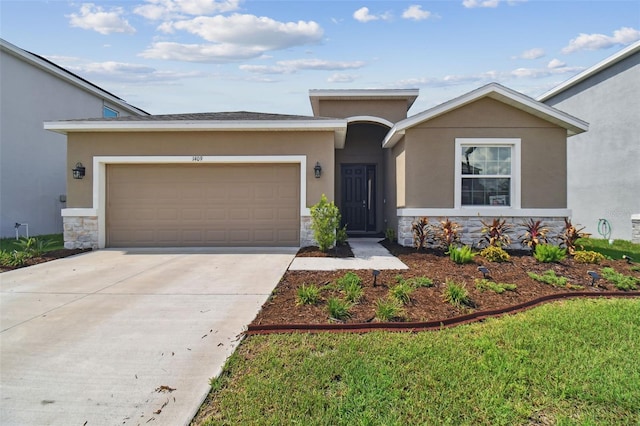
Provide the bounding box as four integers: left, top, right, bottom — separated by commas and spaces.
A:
45, 83, 588, 249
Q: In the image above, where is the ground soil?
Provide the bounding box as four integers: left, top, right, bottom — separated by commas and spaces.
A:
252, 240, 640, 326
0, 249, 91, 273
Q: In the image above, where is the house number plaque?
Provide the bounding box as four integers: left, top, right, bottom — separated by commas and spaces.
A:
192, 155, 203, 162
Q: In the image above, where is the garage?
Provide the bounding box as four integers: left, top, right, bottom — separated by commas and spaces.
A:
106, 163, 300, 247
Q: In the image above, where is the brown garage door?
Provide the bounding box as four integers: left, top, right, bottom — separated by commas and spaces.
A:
106, 163, 300, 247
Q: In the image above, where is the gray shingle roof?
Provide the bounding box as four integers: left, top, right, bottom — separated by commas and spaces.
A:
68, 111, 336, 122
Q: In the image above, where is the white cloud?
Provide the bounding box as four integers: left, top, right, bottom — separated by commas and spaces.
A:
134, 0, 241, 20
462, 0, 500, 8
547, 58, 565, 69
240, 59, 366, 74
67, 3, 135, 35
140, 41, 264, 62
562, 26, 640, 54
327, 73, 358, 83
402, 5, 432, 21
511, 64, 583, 78
519, 47, 545, 60
353, 7, 391, 23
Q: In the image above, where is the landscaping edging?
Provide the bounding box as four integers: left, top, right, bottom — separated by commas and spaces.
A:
246, 292, 640, 335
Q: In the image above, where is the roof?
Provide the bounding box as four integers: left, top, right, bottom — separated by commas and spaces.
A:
537, 41, 640, 102
0, 38, 149, 116
383, 83, 589, 148
309, 89, 419, 116
44, 111, 349, 148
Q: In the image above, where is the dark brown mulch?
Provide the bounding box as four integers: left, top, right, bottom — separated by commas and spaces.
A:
0, 249, 91, 273
251, 241, 640, 326
296, 244, 354, 258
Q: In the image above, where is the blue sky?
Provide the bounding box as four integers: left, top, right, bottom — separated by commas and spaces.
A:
1, 0, 638, 116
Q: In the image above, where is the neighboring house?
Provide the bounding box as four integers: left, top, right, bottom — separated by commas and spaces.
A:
45, 83, 587, 249
538, 41, 640, 242
0, 38, 148, 239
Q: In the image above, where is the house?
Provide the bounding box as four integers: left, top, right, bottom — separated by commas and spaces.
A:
538, 41, 640, 242
0, 38, 148, 239
44, 83, 588, 249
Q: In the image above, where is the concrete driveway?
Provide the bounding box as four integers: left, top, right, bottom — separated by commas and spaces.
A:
0, 247, 296, 426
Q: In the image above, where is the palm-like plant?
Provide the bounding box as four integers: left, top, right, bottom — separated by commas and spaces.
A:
519, 219, 549, 251
478, 218, 512, 248
436, 218, 462, 249
559, 218, 590, 255
412, 217, 433, 250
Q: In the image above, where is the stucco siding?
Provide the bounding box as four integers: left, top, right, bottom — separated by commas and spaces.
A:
543, 51, 640, 240
316, 99, 409, 123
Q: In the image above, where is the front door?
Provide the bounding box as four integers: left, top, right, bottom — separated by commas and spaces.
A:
341, 164, 376, 232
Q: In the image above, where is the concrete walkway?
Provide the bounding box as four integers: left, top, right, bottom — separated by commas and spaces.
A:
0, 248, 296, 426
288, 238, 408, 271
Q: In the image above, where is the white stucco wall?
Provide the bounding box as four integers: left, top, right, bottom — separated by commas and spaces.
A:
543, 51, 640, 241
0, 46, 137, 238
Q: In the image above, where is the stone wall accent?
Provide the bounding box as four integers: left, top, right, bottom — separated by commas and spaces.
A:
300, 215, 315, 247
632, 214, 640, 244
63, 216, 98, 249
398, 216, 567, 249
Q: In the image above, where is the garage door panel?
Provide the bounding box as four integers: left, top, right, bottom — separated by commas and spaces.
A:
107, 163, 299, 247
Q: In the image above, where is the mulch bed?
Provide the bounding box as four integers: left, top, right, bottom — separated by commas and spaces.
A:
250, 240, 640, 330
0, 249, 91, 273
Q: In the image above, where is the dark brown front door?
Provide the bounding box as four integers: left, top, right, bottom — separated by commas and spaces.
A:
341, 164, 376, 232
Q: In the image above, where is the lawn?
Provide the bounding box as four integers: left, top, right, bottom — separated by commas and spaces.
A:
192, 298, 640, 425
578, 238, 640, 262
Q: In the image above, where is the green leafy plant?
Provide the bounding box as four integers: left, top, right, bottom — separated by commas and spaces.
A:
475, 279, 517, 294
385, 228, 396, 242
374, 297, 404, 322
342, 281, 364, 303
296, 284, 321, 306
411, 217, 433, 250
389, 282, 414, 305
447, 244, 475, 264
479, 246, 510, 262
327, 297, 352, 321
336, 272, 361, 289
519, 219, 549, 251
478, 218, 513, 248
15, 237, 54, 257
527, 270, 568, 287
559, 218, 590, 255
435, 218, 462, 249
310, 194, 341, 252
335, 224, 348, 246
573, 250, 606, 264
408, 276, 434, 288
601, 267, 639, 291
443, 280, 473, 308
533, 244, 566, 263
0, 249, 32, 267
631, 265, 640, 272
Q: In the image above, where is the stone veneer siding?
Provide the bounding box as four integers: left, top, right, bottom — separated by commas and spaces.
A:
63, 216, 99, 249
398, 216, 567, 249
632, 214, 640, 244
300, 215, 315, 247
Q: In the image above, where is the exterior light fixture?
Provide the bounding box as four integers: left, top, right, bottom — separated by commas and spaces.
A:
587, 270, 600, 286
72, 162, 86, 179
314, 162, 322, 178
477, 265, 490, 279
622, 255, 633, 264
372, 269, 380, 287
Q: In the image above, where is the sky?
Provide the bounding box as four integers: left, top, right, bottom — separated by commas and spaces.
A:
1, 0, 639, 116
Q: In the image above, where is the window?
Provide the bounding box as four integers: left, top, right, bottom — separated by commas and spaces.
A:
455, 138, 520, 208
103, 105, 119, 118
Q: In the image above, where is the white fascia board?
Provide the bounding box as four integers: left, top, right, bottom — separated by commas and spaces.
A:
1, 39, 147, 117
347, 115, 395, 128
381, 126, 405, 148
538, 41, 640, 102
397, 208, 572, 217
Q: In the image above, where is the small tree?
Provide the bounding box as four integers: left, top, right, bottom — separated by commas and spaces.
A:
310, 194, 341, 252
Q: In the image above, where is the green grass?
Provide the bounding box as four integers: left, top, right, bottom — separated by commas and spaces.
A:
577, 238, 640, 261
199, 299, 640, 425
527, 270, 568, 287
0, 234, 63, 252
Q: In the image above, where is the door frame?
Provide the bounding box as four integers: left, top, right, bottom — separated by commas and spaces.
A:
340, 163, 377, 234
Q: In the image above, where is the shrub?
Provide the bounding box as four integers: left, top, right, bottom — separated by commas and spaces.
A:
408, 276, 434, 288
0, 249, 32, 267
385, 228, 396, 242
335, 225, 348, 246
342, 281, 364, 303
435, 218, 462, 249
336, 272, 362, 289
296, 284, 321, 306
475, 279, 517, 294
478, 218, 513, 248
15, 236, 54, 257
310, 194, 341, 252
601, 267, 639, 291
443, 281, 473, 308
448, 245, 475, 264
327, 298, 352, 321
412, 217, 433, 250
374, 297, 404, 322
519, 219, 549, 251
533, 244, 566, 263
479, 246, 510, 262
527, 270, 568, 287
573, 250, 606, 264
559, 218, 590, 255
389, 282, 414, 305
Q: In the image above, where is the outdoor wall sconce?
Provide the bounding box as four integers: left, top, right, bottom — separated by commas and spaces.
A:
72, 162, 86, 179
314, 162, 322, 178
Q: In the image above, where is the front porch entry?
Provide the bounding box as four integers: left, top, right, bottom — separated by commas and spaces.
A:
341, 164, 376, 233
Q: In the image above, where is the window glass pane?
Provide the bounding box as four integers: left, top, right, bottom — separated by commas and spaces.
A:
462, 146, 510, 176
461, 178, 510, 206
103, 106, 119, 118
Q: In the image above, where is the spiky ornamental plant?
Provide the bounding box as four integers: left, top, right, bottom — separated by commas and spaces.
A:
519, 219, 549, 252
478, 218, 513, 248
559, 218, 590, 255
411, 217, 433, 250
436, 218, 462, 249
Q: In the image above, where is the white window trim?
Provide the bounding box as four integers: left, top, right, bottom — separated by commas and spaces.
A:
454, 138, 521, 209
